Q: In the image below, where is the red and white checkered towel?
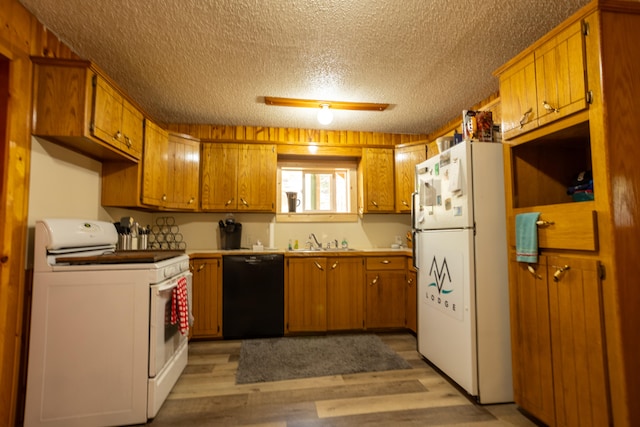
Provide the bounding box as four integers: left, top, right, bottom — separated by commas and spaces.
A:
171, 276, 189, 335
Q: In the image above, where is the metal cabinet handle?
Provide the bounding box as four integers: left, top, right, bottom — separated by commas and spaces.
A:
314, 261, 324, 271
124, 135, 132, 147
114, 130, 122, 140
407, 278, 414, 287
527, 264, 542, 279
240, 198, 249, 207
188, 197, 195, 204
197, 264, 206, 272
402, 200, 410, 207
553, 265, 571, 282
542, 100, 559, 113
224, 198, 234, 206
380, 259, 390, 264
370, 274, 379, 286
371, 201, 379, 207
536, 220, 555, 226
162, 194, 167, 201
519, 107, 533, 128
331, 261, 338, 270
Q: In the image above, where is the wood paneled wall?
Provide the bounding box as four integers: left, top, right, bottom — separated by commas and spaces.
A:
165, 124, 428, 146
1, 1, 81, 425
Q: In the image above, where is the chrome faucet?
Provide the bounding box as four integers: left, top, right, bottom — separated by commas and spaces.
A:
309, 233, 321, 249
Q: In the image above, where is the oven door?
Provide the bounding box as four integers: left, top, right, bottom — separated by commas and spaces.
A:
149, 271, 192, 378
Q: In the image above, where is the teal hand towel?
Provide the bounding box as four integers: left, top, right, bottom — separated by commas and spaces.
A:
516, 212, 541, 263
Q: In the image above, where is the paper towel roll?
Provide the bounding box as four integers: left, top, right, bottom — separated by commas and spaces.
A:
268, 221, 275, 248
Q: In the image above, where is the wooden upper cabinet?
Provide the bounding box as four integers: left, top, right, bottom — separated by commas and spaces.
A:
165, 132, 200, 210
201, 143, 239, 210
141, 120, 169, 206
201, 142, 276, 212
498, 53, 539, 139
237, 144, 277, 211
119, 99, 144, 159
360, 148, 395, 213
92, 75, 144, 159
395, 144, 426, 213
497, 20, 588, 140
141, 125, 200, 210
535, 20, 588, 128
31, 57, 143, 161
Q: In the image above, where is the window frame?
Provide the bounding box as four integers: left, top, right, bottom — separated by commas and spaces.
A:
276, 158, 358, 223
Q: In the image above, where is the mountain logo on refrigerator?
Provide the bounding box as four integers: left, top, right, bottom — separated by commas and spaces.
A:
428, 256, 452, 294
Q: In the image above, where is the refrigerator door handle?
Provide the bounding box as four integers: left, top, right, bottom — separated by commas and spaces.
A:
411, 191, 419, 270
410, 191, 418, 230
412, 230, 418, 269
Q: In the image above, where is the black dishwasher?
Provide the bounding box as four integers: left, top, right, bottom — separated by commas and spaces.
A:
222, 254, 284, 339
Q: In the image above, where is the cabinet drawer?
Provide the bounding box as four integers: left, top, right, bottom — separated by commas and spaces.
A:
365, 256, 405, 270
510, 206, 597, 251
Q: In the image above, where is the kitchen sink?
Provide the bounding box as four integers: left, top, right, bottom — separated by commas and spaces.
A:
288, 248, 358, 252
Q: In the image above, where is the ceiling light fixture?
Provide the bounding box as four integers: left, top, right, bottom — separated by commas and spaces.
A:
317, 104, 333, 125
264, 96, 389, 125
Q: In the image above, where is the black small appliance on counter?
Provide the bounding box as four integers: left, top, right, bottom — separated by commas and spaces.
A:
219, 216, 242, 249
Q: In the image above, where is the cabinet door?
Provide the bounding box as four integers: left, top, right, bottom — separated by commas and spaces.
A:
547, 256, 609, 427
365, 270, 406, 328
190, 258, 222, 338
405, 268, 417, 333
499, 53, 539, 140
395, 145, 426, 213
119, 98, 144, 159
141, 120, 169, 206
362, 148, 395, 212
201, 143, 238, 211
508, 256, 555, 426
287, 258, 327, 332
237, 144, 276, 211
92, 75, 123, 148
166, 133, 199, 210
535, 20, 587, 128
327, 257, 364, 330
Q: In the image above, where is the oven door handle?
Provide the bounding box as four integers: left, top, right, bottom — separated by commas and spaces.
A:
153, 275, 187, 294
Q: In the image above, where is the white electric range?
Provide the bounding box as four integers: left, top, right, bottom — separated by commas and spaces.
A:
24, 218, 192, 427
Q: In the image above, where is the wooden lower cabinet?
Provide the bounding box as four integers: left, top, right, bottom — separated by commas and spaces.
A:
285, 254, 414, 334
190, 257, 222, 339
405, 267, 417, 333
286, 257, 327, 332
509, 254, 609, 426
509, 256, 555, 425
326, 257, 364, 331
365, 256, 406, 329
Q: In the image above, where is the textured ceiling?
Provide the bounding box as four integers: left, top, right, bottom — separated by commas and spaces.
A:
19, 0, 591, 135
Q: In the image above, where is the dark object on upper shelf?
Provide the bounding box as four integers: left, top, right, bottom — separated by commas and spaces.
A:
567, 170, 594, 201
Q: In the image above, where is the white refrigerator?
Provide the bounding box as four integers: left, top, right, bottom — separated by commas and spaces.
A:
412, 140, 513, 403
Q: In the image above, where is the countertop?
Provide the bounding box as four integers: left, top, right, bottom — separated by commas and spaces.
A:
188, 248, 412, 258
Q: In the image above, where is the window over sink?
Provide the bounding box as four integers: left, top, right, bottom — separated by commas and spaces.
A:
277, 159, 357, 222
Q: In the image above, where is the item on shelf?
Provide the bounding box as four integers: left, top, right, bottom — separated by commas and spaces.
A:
476, 111, 493, 142
463, 110, 493, 142
149, 216, 186, 250
567, 170, 594, 201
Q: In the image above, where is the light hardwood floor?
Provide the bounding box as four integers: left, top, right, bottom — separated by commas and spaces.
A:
147, 333, 538, 426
